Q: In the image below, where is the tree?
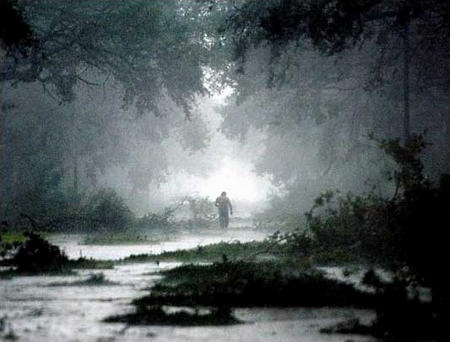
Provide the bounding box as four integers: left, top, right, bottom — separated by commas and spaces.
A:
223, 0, 450, 141
204, 0, 450, 216
0, 0, 35, 51
0, 0, 219, 221
1, 0, 209, 116
0, 77, 213, 220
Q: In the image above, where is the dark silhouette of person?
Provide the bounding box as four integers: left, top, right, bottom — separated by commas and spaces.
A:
215, 191, 233, 229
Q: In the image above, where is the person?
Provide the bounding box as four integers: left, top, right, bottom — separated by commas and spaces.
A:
215, 191, 233, 229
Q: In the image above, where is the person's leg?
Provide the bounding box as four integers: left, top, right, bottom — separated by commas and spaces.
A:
219, 211, 225, 229
223, 211, 229, 228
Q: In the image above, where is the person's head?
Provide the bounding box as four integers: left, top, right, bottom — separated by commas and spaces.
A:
221, 191, 226, 196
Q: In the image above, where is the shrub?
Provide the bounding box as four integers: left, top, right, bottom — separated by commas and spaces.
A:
84, 188, 134, 231
280, 134, 450, 340
184, 196, 217, 227
135, 206, 178, 230
13, 232, 69, 273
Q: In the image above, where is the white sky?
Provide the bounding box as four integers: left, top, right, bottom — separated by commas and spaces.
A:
159, 156, 273, 203
150, 91, 277, 210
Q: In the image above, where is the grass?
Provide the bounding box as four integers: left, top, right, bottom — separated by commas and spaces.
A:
0, 233, 114, 278
119, 240, 279, 264
47, 273, 119, 286
0, 231, 49, 243
82, 232, 171, 245
105, 305, 240, 326
0, 231, 48, 256
69, 257, 114, 269
134, 260, 376, 308
0, 258, 114, 279
117, 237, 377, 267
106, 259, 376, 326
0, 257, 113, 272
0, 268, 75, 278
1, 232, 29, 245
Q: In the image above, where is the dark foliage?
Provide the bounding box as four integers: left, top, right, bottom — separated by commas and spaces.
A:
277, 134, 450, 340
13, 232, 69, 273
134, 205, 179, 231
47, 273, 118, 287
226, 0, 450, 58
0, 0, 36, 53
134, 261, 375, 308
4, 188, 135, 233
84, 188, 135, 231
105, 305, 240, 326
361, 270, 438, 341
1, 0, 207, 114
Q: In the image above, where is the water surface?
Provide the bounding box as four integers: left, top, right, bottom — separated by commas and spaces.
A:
1, 228, 377, 342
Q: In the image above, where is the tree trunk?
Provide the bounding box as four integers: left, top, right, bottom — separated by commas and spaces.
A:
402, 21, 411, 141
73, 157, 79, 197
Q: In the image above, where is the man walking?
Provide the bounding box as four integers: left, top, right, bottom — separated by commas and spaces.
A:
215, 191, 233, 229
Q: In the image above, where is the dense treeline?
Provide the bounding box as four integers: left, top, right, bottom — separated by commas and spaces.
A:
217, 0, 450, 218
2, 0, 449, 225
1, 0, 215, 222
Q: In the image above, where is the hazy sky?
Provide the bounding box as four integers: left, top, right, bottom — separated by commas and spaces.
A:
148, 92, 277, 212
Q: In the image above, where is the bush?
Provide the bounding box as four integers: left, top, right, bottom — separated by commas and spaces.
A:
13, 232, 69, 273
134, 261, 375, 308
184, 196, 217, 226
279, 134, 450, 340
84, 188, 134, 231
135, 206, 178, 230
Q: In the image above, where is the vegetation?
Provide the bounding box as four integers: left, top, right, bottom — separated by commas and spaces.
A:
106, 260, 374, 326
47, 273, 118, 287
1, 0, 215, 225
141, 261, 375, 308
82, 188, 135, 231
105, 306, 240, 326
12, 232, 70, 273
258, 135, 450, 341
82, 232, 162, 245
134, 204, 182, 231
1, 0, 208, 112
217, 0, 450, 222
0, 231, 31, 258
69, 258, 114, 270
0, 188, 136, 234
120, 240, 276, 264
1, 0, 449, 339
183, 196, 218, 228
0, 232, 113, 277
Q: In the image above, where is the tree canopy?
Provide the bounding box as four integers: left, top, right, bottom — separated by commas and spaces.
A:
1, 0, 449, 221
1, 0, 211, 116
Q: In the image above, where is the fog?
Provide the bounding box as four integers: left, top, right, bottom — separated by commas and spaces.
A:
70, 90, 278, 216
1, 1, 450, 341
1, 0, 449, 226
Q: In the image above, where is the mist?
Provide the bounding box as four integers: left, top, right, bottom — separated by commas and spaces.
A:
1, 1, 450, 341
2, 0, 449, 224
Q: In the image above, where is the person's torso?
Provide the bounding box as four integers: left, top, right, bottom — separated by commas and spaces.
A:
216, 196, 230, 210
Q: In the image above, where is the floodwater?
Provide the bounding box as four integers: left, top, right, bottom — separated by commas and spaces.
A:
50, 225, 269, 260
0, 226, 377, 342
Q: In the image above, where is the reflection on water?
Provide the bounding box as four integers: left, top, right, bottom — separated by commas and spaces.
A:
0, 228, 377, 342
51, 226, 269, 260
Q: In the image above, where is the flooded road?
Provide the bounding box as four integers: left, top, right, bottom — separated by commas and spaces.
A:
0, 227, 377, 342
50, 225, 269, 260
